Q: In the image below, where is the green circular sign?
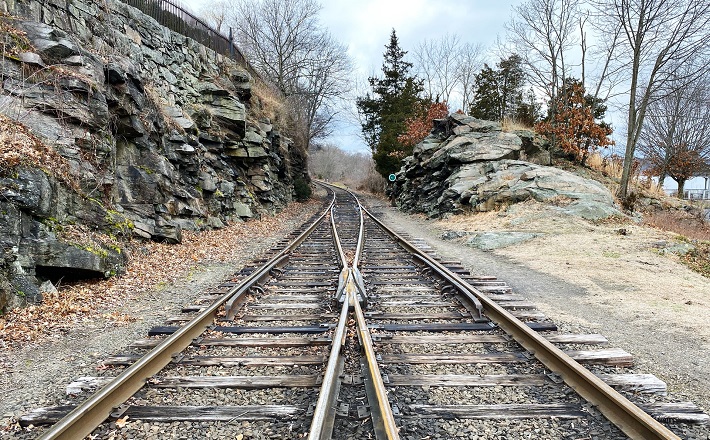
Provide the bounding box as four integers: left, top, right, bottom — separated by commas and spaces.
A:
388, 174, 396, 182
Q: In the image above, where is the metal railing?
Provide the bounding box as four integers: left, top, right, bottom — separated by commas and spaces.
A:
684, 189, 710, 200
118, 0, 261, 80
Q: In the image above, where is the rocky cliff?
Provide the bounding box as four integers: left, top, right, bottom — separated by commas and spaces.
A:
390, 113, 621, 220
0, 0, 307, 312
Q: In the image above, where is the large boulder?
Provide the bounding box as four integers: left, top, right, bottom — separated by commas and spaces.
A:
391, 115, 621, 220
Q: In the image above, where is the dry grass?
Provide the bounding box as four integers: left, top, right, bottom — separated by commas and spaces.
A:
682, 243, 710, 278
250, 78, 285, 124
501, 116, 533, 132
143, 84, 186, 133
643, 210, 710, 242
642, 208, 710, 277
586, 152, 620, 178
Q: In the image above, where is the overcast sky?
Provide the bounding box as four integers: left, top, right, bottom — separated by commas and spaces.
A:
179, 0, 523, 153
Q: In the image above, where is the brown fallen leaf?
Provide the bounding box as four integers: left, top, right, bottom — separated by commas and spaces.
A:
115, 416, 129, 428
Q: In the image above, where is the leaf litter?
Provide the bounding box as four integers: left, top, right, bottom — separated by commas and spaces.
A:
0, 199, 322, 348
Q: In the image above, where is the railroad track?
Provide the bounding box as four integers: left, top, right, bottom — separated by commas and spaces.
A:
18, 184, 708, 439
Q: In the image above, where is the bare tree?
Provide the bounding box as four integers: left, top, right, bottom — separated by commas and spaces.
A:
593, 0, 710, 199
413, 35, 483, 111
457, 42, 484, 111
413, 34, 462, 103
308, 144, 384, 192
639, 69, 710, 196
284, 37, 351, 148
197, 0, 230, 33
228, 0, 352, 150
505, 0, 581, 104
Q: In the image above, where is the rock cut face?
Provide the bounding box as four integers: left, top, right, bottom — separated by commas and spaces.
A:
390, 114, 621, 220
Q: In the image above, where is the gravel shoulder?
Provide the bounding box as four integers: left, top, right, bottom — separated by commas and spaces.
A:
0, 196, 325, 435
363, 195, 710, 417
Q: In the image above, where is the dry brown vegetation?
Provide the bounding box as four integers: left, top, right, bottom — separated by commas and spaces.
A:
642, 209, 710, 278
0, 114, 78, 189
0, 199, 321, 348
501, 116, 534, 132
249, 78, 286, 124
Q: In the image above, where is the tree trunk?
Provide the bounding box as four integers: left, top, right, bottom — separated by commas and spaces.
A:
676, 179, 686, 198
658, 174, 666, 187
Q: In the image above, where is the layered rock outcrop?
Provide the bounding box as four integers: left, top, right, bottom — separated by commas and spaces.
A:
0, 0, 306, 311
390, 114, 621, 220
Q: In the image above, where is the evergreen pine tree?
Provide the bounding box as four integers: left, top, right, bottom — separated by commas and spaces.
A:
469, 54, 533, 123
356, 29, 424, 177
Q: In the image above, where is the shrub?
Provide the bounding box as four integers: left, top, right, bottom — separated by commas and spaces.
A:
293, 177, 312, 201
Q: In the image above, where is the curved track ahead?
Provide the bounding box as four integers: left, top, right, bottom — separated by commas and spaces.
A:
20, 184, 707, 439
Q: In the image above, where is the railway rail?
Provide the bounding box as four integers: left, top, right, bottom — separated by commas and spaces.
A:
18, 184, 708, 439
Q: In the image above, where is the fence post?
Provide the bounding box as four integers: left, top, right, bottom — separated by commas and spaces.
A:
229, 26, 234, 58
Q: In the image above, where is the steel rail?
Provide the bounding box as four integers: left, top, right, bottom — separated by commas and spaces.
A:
350, 286, 400, 440
308, 196, 352, 439
37, 191, 337, 440
307, 290, 349, 439
347, 191, 400, 440
361, 204, 681, 440
317, 183, 400, 439
330, 204, 348, 268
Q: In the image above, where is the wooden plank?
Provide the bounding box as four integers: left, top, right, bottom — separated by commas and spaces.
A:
545, 334, 608, 345
380, 353, 525, 364
362, 265, 417, 270
248, 303, 324, 309
386, 374, 547, 386
271, 281, 333, 287
379, 301, 454, 307
66, 377, 110, 395
371, 281, 432, 286
407, 404, 585, 419
241, 314, 336, 322
151, 375, 320, 388
508, 310, 547, 320
124, 405, 304, 422
566, 348, 634, 367
598, 374, 666, 395
373, 323, 495, 332
372, 322, 557, 332
19, 406, 77, 426
640, 402, 710, 424
499, 301, 537, 309
147, 325, 332, 336
375, 286, 436, 293
365, 312, 467, 320
262, 295, 323, 301
375, 334, 509, 344
379, 350, 630, 366
373, 294, 441, 301
374, 333, 607, 345
103, 355, 325, 367
130, 336, 332, 349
